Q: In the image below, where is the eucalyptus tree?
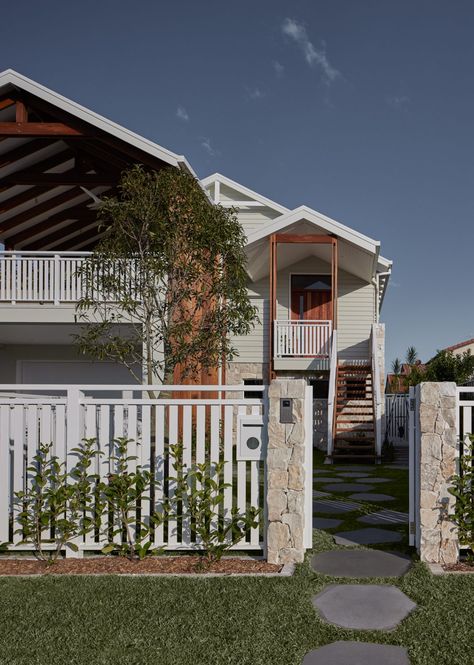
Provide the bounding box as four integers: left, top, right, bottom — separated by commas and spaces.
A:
74, 165, 257, 386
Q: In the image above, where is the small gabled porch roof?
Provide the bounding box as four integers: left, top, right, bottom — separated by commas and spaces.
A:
245, 205, 392, 288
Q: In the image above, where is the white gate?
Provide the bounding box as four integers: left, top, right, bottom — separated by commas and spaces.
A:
408, 386, 420, 547
0, 384, 267, 553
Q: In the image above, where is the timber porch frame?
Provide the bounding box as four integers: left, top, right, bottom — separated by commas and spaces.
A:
268, 233, 338, 378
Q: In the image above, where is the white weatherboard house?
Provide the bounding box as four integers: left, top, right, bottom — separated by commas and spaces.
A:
0, 70, 392, 462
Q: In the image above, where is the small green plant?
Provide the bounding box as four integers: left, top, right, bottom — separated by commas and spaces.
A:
449, 434, 474, 554
15, 439, 100, 562
168, 444, 260, 569
100, 437, 158, 560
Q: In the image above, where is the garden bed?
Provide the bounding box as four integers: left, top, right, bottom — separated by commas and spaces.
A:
0, 556, 283, 576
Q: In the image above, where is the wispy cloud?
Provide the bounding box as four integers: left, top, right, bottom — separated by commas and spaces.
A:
246, 86, 265, 100
176, 105, 189, 122
200, 136, 217, 156
273, 60, 285, 77
386, 95, 410, 110
281, 18, 340, 84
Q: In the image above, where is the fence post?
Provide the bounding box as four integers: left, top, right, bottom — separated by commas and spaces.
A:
266, 378, 308, 565
65, 387, 84, 558
417, 382, 459, 564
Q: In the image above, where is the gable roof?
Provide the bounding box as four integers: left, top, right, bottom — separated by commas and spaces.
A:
200, 173, 289, 215
0, 69, 195, 175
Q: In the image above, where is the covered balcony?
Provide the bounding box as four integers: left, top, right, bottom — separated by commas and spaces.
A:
0, 251, 91, 304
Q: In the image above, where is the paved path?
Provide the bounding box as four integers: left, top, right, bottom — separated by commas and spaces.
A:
303, 463, 413, 664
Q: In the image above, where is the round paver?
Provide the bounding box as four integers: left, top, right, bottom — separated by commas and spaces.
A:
302, 641, 410, 665
349, 492, 395, 502
312, 584, 416, 630
336, 471, 371, 478
323, 483, 373, 493
311, 550, 411, 578
313, 499, 361, 514
313, 517, 342, 530
333, 527, 403, 546
333, 465, 375, 471
358, 509, 408, 526
314, 477, 345, 483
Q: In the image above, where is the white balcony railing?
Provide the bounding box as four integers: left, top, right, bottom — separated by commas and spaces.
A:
274, 320, 332, 358
0, 251, 93, 305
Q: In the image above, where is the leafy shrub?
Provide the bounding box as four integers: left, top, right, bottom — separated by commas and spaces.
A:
168, 444, 260, 569
449, 434, 474, 552
100, 437, 161, 560
15, 439, 100, 562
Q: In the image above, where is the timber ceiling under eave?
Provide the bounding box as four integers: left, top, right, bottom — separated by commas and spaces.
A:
0, 89, 168, 251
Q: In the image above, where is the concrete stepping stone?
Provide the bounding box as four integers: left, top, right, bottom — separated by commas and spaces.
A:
323, 483, 373, 493
349, 492, 395, 502
313, 490, 330, 498
312, 584, 416, 630
314, 477, 344, 483
313, 517, 342, 530
302, 641, 410, 664
358, 509, 408, 525
313, 499, 361, 514
311, 550, 411, 578
336, 471, 371, 478
334, 527, 403, 546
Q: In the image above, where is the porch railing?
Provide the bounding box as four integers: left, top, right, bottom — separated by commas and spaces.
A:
274, 320, 332, 358
0, 251, 92, 305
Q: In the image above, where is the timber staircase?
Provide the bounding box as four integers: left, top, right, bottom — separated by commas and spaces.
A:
333, 363, 376, 461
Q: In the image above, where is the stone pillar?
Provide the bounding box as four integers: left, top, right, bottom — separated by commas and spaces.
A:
266, 378, 307, 565
418, 382, 459, 564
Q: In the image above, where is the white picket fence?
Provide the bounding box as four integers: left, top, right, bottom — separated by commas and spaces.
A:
0, 384, 267, 553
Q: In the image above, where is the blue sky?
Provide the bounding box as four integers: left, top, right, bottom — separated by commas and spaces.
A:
1, 1, 473, 366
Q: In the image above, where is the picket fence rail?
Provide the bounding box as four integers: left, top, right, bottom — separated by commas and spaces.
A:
0, 384, 267, 553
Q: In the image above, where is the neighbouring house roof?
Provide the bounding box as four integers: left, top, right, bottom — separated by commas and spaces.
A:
385, 362, 426, 394
443, 338, 474, 353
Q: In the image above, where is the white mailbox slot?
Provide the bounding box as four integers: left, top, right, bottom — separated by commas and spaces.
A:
237, 414, 266, 461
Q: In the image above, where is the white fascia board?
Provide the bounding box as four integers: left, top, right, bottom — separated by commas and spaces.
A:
0, 69, 197, 176
377, 255, 393, 270
200, 173, 289, 215
246, 206, 379, 255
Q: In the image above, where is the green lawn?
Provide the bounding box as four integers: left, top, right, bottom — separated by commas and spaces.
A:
0, 458, 473, 665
